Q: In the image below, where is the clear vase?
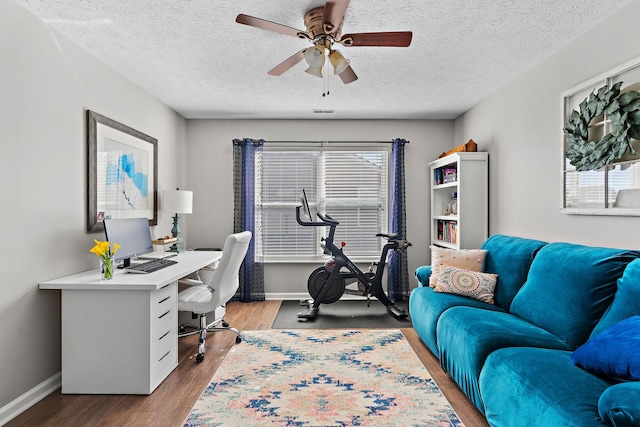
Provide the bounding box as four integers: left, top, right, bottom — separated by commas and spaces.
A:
100, 258, 114, 280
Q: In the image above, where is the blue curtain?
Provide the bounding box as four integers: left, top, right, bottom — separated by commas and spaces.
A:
387, 138, 409, 300
232, 138, 265, 302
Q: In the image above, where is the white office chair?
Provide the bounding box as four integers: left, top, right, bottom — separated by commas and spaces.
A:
177, 231, 252, 362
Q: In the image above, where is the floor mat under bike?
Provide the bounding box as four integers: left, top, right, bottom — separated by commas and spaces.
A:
272, 299, 411, 329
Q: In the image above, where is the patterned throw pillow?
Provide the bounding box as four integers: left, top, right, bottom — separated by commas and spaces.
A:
434, 265, 498, 304
429, 246, 487, 287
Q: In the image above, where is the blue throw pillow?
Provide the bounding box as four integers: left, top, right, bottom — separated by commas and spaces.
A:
571, 315, 640, 381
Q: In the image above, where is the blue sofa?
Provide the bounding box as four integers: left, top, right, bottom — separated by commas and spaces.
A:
409, 234, 640, 426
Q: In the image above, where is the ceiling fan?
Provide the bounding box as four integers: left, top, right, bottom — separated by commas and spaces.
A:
236, 0, 412, 84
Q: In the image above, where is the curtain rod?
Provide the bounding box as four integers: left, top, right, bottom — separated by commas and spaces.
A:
263, 140, 409, 144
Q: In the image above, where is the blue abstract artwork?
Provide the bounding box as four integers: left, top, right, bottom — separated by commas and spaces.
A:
102, 138, 149, 210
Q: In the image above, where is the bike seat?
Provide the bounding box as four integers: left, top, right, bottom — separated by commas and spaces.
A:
376, 233, 398, 240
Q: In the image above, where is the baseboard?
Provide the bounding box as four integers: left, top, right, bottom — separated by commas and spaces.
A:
0, 372, 61, 425
265, 292, 308, 300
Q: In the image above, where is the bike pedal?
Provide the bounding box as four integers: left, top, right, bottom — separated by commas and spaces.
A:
297, 307, 319, 320
387, 306, 408, 319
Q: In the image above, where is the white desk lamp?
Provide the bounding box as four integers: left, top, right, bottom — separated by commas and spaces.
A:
162, 189, 193, 252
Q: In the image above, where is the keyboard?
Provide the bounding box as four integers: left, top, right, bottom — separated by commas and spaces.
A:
124, 258, 178, 274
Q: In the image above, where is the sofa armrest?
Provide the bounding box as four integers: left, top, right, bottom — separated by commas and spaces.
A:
599, 382, 640, 426
415, 266, 432, 287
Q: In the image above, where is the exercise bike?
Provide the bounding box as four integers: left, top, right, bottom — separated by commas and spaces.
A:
295, 190, 410, 320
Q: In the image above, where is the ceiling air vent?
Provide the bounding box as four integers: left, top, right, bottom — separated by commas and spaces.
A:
313, 109, 335, 114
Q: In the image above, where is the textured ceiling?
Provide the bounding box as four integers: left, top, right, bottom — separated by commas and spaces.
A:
15, 0, 632, 120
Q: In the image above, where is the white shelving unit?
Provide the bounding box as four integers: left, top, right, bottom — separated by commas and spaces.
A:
429, 152, 489, 249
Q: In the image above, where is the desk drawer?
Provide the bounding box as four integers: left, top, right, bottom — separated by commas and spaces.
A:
151, 282, 176, 318
152, 307, 176, 357
151, 344, 176, 389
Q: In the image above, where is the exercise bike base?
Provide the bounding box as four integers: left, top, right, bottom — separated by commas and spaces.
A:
298, 307, 320, 319
387, 305, 409, 319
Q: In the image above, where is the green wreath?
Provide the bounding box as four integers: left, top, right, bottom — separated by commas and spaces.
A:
564, 81, 640, 171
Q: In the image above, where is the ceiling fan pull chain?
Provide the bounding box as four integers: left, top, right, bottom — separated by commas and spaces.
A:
323, 65, 330, 97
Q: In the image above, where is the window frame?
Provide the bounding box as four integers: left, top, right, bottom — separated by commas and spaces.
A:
561, 55, 640, 216
258, 142, 390, 263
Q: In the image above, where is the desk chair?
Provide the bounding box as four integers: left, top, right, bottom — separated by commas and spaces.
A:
177, 231, 252, 362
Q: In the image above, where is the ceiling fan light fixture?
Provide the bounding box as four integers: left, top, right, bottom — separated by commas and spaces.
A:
305, 65, 323, 78
304, 45, 325, 68
329, 49, 350, 75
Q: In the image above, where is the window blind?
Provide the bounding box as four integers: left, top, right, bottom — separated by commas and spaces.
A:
260, 146, 389, 260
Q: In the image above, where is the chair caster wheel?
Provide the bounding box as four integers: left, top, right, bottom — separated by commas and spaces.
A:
235, 336, 242, 344
195, 353, 204, 363
222, 321, 229, 327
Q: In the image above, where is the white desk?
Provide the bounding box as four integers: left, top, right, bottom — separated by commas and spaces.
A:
39, 251, 222, 394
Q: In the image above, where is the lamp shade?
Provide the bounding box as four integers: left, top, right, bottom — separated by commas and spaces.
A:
162, 189, 193, 214
304, 45, 325, 68
305, 65, 323, 78
329, 49, 350, 75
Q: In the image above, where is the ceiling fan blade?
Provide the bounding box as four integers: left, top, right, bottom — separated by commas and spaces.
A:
338, 65, 358, 84
340, 31, 413, 47
236, 14, 310, 40
322, 0, 350, 36
267, 50, 306, 76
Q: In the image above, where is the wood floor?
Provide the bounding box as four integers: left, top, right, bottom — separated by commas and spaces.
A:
7, 300, 489, 427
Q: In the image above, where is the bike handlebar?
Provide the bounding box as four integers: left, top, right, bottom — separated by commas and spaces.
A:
296, 206, 411, 251
296, 206, 339, 227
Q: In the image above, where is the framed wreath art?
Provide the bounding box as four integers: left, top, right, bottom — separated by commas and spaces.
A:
562, 57, 640, 215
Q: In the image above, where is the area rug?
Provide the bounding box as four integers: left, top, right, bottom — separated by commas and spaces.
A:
273, 300, 411, 329
183, 329, 464, 426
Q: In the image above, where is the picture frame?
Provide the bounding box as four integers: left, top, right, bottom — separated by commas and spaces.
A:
87, 110, 158, 232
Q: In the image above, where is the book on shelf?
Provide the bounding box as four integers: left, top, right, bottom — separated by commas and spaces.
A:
434, 168, 443, 185
437, 219, 458, 244
443, 167, 457, 183
434, 164, 457, 185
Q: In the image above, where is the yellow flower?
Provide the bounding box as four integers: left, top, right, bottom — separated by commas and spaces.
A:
90, 239, 120, 259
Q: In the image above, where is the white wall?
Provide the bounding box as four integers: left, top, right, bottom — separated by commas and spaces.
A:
185, 120, 453, 297
454, 0, 640, 249
0, 1, 186, 411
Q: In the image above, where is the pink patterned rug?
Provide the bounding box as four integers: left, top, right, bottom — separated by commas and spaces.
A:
183, 329, 464, 426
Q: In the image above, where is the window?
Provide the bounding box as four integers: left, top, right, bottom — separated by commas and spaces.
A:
259, 143, 389, 261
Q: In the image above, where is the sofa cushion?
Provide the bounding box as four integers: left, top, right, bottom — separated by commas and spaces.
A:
434, 266, 497, 304
480, 234, 547, 310
437, 307, 572, 413
598, 382, 640, 427
591, 258, 640, 337
510, 242, 640, 349
480, 347, 613, 427
408, 286, 503, 356
571, 315, 640, 381
428, 246, 486, 287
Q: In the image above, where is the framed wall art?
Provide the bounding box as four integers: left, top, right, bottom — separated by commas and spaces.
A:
87, 110, 158, 232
